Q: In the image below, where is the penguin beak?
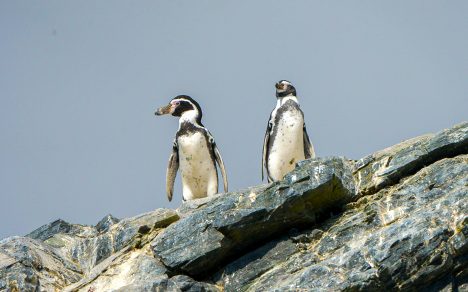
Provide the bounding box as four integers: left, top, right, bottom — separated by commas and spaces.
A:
275, 83, 283, 90
155, 103, 174, 116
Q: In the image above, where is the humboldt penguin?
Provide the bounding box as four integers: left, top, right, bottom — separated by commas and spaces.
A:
155, 95, 228, 201
262, 80, 315, 182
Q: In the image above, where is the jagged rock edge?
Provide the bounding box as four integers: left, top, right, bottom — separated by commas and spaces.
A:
353, 122, 468, 197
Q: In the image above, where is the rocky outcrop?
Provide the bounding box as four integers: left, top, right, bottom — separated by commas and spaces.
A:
353, 122, 468, 197
214, 155, 467, 291
1, 122, 467, 291
152, 157, 357, 277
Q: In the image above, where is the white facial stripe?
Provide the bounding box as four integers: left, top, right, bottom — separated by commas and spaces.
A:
179, 110, 198, 127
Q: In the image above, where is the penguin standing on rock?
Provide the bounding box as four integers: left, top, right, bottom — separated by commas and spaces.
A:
155, 95, 228, 201
262, 80, 315, 182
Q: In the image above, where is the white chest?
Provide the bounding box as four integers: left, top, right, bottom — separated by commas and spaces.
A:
177, 132, 217, 199
268, 107, 305, 181
177, 132, 212, 170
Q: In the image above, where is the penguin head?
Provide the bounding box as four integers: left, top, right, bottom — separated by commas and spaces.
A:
155, 95, 203, 124
275, 80, 296, 98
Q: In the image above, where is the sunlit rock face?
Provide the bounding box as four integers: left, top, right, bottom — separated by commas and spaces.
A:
1, 122, 467, 291
214, 155, 467, 291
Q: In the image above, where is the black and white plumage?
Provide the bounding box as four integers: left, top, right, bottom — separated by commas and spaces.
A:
262, 80, 315, 182
155, 95, 228, 201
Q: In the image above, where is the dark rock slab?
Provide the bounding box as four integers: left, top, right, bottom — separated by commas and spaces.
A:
169, 275, 220, 291
224, 155, 467, 291
212, 235, 300, 291
95, 214, 120, 233
354, 121, 468, 196
152, 157, 357, 278
114, 275, 220, 292
27, 219, 97, 241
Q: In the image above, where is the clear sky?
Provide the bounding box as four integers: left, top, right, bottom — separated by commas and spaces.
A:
1, 1, 467, 240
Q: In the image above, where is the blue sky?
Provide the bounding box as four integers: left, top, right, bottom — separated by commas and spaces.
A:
1, 1, 467, 239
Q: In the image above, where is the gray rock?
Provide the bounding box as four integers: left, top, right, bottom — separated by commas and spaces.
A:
152, 157, 357, 277
95, 214, 120, 233
47, 209, 178, 273
0, 236, 82, 291
27, 219, 97, 241
68, 246, 169, 291
2, 122, 467, 291
215, 155, 467, 291
114, 275, 220, 292
1, 209, 178, 291
354, 121, 468, 196
169, 275, 220, 292
212, 235, 300, 291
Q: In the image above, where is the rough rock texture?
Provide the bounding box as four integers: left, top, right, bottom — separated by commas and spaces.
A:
353, 122, 467, 197
1, 122, 467, 291
1, 209, 181, 291
152, 157, 357, 277
214, 155, 467, 291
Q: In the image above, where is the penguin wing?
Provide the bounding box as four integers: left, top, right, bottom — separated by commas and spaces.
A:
262, 116, 272, 181
303, 124, 315, 159
213, 143, 228, 193
206, 130, 228, 192
166, 141, 179, 201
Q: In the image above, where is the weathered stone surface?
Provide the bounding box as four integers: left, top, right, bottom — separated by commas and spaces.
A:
1, 122, 467, 291
1, 209, 178, 291
66, 246, 168, 291
152, 157, 357, 277
95, 214, 120, 233
212, 234, 300, 291
27, 219, 97, 241
45, 209, 178, 274
113, 275, 221, 292
354, 121, 468, 196
214, 155, 468, 291
0, 237, 82, 291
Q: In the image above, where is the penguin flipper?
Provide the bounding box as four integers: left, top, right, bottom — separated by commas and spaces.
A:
213, 144, 228, 193
262, 118, 272, 182
166, 143, 179, 201
303, 124, 315, 159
